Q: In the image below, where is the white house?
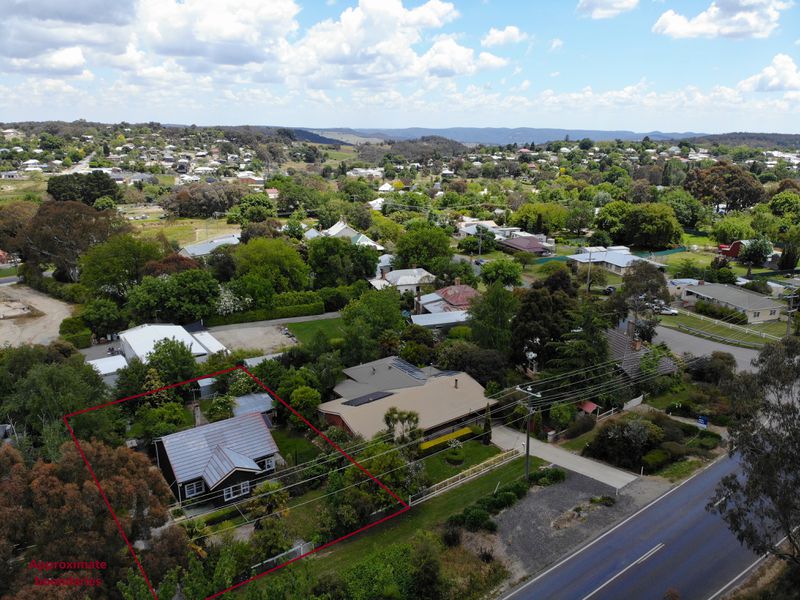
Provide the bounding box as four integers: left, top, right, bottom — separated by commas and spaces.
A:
369, 268, 436, 294
118, 324, 228, 364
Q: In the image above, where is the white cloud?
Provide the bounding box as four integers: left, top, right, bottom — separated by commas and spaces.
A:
576, 0, 639, 19
652, 0, 793, 39
549, 38, 564, 52
550, 71, 560, 77
7, 46, 87, 75
481, 25, 528, 47
739, 54, 800, 91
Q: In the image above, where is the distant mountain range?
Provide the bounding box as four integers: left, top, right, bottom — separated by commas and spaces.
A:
308, 127, 707, 146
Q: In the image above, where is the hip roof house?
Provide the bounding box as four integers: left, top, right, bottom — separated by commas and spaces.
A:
319, 356, 495, 440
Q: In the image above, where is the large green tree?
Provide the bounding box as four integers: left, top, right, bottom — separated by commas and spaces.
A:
128, 269, 220, 324
468, 281, 519, 355
233, 237, 309, 293
394, 223, 452, 270
307, 236, 379, 288
80, 234, 162, 299
684, 162, 765, 211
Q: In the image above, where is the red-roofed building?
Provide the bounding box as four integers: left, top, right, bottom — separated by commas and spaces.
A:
498, 236, 551, 256
416, 283, 480, 314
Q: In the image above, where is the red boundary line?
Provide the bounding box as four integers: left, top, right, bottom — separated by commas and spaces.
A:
64, 365, 410, 600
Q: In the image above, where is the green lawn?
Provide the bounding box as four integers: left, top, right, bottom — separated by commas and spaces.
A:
560, 427, 601, 452
423, 440, 501, 483
132, 217, 241, 246
647, 385, 694, 411
659, 312, 782, 347
658, 250, 772, 278
0, 179, 46, 204
0, 265, 18, 277
284, 488, 326, 541
310, 456, 540, 575
272, 428, 321, 465
287, 317, 345, 344
128, 406, 195, 439
656, 459, 703, 482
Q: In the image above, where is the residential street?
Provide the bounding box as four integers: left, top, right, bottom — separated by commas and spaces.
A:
654, 326, 759, 372
500, 455, 759, 600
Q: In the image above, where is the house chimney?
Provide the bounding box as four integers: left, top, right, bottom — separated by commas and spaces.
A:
454, 378, 458, 389
632, 339, 642, 351
455, 277, 461, 286
698, 280, 705, 285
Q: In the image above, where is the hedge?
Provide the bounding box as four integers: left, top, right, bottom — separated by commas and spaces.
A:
642, 448, 670, 473
62, 329, 92, 349
695, 300, 748, 325
419, 427, 473, 453
19, 264, 91, 304
205, 301, 325, 326
273, 291, 322, 307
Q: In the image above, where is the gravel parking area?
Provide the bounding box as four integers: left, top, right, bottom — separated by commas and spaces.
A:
0, 284, 72, 346
492, 471, 671, 588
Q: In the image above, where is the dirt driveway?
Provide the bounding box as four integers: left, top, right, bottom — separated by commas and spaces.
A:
0, 285, 72, 346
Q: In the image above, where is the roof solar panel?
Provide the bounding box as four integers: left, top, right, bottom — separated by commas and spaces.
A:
343, 391, 393, 407
391, 358, 425, 380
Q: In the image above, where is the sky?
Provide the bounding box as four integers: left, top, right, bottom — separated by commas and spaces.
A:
1, 0, 799, 133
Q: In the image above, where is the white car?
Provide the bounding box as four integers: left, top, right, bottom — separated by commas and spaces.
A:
659, 307, 679, 316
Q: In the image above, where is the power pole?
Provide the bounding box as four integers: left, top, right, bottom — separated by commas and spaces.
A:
785, 293, 799, 337
516, 386, 542, 481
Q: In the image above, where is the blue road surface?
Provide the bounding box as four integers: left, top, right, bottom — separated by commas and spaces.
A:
503, 456, 759, 600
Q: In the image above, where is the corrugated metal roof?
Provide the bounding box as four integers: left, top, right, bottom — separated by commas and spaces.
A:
411, 311, 469, 328
233, 393, 274, 417
159, 413, 278, 485
87, 355, 128, 376
202, 446, 261, 489
192, 331, 228, 355
180, 234, 240, 258
119, 324, 205, 362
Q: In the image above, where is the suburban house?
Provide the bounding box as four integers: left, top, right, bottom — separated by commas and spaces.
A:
497, 236, 552, 256
680, 283, 783, 323
318, 356, 495, 440
323, 220, 384, 251
369, 267, 436, 294
154, 413, 281, 505
179, 233, 241, 259
415, 283, 479, 314
606, 327, 679, 380
718, 239, 750, 259
119, 324, 228, 364
566, 247, 666, 276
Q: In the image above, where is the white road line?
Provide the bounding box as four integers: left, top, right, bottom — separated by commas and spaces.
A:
498, 454, 731, 600
712, 495, 727, 508
706, 555, 765, 600
580, 543, 665, 600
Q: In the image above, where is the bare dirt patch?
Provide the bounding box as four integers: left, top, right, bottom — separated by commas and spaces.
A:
208, 324, 297, 354
0, 285, 72, 346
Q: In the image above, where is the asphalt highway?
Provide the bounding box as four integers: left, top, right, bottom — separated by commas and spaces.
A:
502, 456, 759, 600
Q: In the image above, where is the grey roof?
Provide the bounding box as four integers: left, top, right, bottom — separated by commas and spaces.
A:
606, 329, 678, 379
334, 356, 436, 399
243, 353, 283, 367
233, 392, 274, 417
411, 310, 469, 328
684, 283, 783, 311
202, 446, 261, 489
159, 413, 278, 487
180, 234, 240, 258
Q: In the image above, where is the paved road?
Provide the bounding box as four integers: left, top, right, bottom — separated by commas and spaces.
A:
493, 426, 638, 490
0, 276, 18, 286
654, 326, 759, 372
501, 456, 758, 600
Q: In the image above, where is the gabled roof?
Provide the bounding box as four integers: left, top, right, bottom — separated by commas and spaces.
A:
384, 268, 435, 286
606, 328, 678, 379
180, 234, 240, 258
499, 237, 549, 254
158, 413, 278, 486
119, 324, 206, 362
436, 284, 479, 310
684, 283, 782, 311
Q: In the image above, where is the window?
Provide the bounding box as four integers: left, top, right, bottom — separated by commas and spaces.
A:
753, 312, 760, 318
770, 310, 777, 316
223, 481, 251, 502
184, 480, 205, 499
258, 456, 276, 472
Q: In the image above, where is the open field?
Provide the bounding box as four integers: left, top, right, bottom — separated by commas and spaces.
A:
657, 250, 772, 278
130, 217, 241, 246
0, 179, 46, 204
0, 284, 73, 346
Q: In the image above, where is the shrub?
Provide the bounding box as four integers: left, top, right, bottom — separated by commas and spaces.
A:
205, 302, 325, 326
62, 329, 92, 349
660, 441, 689, 459
463, 507, 492, 532
442, 524, 461, 547
642, 448, 671, 473
565, 414, 596, 439
446, 513, 466, 528
590, 495, 616, 507
59, 316, 88, 335
482, 519, 498, 533
273, 290, 322, 307
445, 447, 465, 465
499, 480, 530, 500
529, 467, 566, 485
666, 401, 694, 417
694, 300, 748, 325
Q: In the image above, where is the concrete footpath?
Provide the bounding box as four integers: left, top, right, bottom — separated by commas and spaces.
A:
493, 425, 637, 491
